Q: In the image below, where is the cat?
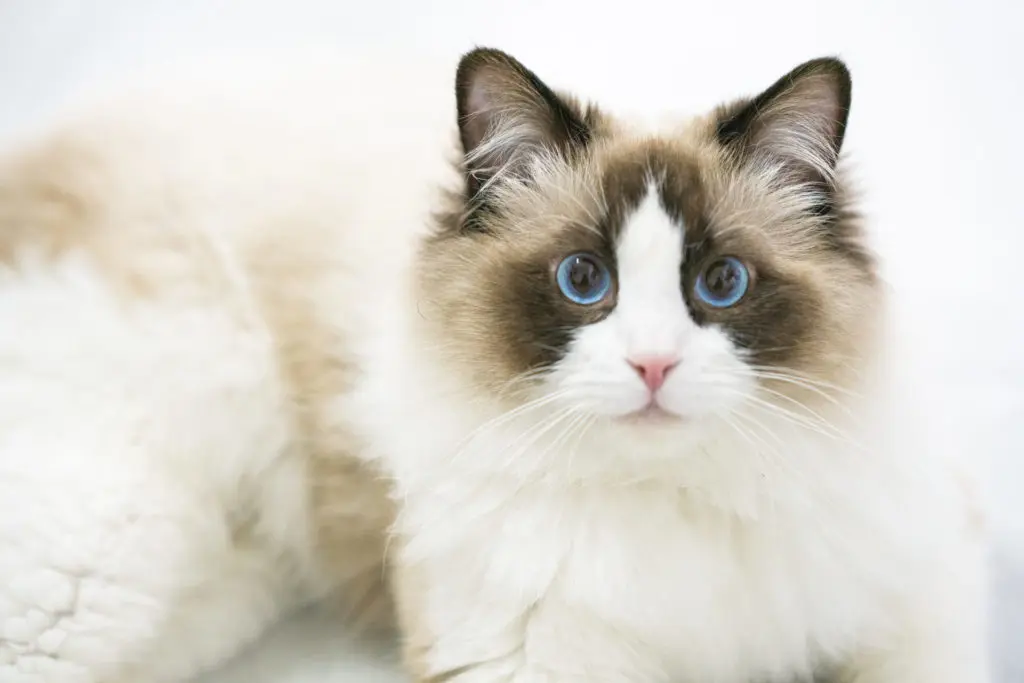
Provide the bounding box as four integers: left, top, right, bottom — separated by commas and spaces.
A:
0, 46, 990, 683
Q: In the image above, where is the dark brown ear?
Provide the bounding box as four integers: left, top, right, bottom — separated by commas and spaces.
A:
716, 57, 852, 192
455, 47, 591, 199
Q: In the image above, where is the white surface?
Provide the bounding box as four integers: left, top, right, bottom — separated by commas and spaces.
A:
191, 609, 407, 683
0, 1, 1019, 681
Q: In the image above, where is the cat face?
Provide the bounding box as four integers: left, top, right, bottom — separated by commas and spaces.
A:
419, 49, 879, 430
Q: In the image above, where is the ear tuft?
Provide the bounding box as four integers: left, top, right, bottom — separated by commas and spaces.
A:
455, 47, 591, 198
717, 57, 852, 188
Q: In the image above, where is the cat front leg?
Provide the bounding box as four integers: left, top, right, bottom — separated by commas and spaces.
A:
391, 546, 666, 683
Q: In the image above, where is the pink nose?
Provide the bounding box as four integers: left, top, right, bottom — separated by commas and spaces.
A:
628, 356, 679, 393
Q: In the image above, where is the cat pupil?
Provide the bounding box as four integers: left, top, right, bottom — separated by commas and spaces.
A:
708, 261, 737, 294
570, 258, 598, 293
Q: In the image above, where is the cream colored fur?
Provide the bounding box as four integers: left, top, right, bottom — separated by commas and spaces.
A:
0, 53, 444, 682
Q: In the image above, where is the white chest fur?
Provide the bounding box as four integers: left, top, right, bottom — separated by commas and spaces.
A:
398, 472, 913, 682
351, 387, 937, 682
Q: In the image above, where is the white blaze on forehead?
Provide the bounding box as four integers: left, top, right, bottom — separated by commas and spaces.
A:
612, 183, 692, 357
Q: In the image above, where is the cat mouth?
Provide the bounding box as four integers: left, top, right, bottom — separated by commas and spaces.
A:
620, 402, 682, 426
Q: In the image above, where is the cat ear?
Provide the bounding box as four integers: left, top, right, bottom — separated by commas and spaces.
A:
716, 57, 852, 189
455, 47, 591, 197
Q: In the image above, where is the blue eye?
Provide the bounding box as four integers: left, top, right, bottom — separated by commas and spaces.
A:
556, 253, 612, 305
694, 256, 750, 308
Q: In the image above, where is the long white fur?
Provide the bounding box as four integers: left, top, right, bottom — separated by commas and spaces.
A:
0, 52, 990, 683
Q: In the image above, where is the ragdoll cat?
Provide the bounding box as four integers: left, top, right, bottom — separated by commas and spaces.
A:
0, 47, 989, 683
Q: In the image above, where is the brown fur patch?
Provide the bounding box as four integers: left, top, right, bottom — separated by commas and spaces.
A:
244, 224, 398, 631
422, 136, 876, 393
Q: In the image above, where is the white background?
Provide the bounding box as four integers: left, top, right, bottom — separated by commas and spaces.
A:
0, 1, 1020, 680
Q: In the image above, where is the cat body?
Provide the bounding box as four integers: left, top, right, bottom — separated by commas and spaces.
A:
0, 49, 989, 683
0, 55, 437, 682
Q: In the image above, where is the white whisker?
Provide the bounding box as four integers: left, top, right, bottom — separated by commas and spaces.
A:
448, 389, 572, 464
499, 405, 580, 470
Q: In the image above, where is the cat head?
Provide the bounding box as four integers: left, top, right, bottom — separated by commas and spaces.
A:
419, 48, 879, 440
